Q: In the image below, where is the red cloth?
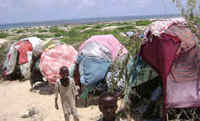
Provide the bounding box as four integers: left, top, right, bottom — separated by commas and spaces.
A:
140, 34, 180, 79
140, 34, 180, 121
15, 40, 33, 64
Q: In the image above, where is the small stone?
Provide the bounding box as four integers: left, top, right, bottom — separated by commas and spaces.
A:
21, 107, 39, 118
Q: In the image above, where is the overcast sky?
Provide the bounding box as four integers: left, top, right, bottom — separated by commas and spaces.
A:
0, 0, 180, 24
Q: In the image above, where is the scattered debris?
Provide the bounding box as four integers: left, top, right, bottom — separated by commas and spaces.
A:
21, 107, 39, 118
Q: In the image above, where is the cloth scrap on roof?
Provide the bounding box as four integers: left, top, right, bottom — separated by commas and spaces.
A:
15, 40, 33, 64
164, 23, 198, 55
143, 17, 186, 40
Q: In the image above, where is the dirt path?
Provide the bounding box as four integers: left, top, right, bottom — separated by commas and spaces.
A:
0, 81, 101, 121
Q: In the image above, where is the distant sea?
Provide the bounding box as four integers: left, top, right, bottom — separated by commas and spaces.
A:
0, 14, 181, 30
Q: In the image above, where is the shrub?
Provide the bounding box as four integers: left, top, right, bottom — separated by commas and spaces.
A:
16, 30, 24, 33
136, 20, 152, 26
35, 34, 53, 39
49, 26, 59, 33
0, 33, 8, 38
38, 29, 48, 32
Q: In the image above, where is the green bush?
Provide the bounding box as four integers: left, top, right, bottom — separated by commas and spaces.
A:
55, 32, 63, 37
116, 25, 135, 32
94, 24, 104, 29
0, 33, 8, 38
35, 34, 53, 39
136, 20, 152, 26
49, 26, 59, 33
74, 25, 90, 30
38, 29, 48, 32
66, 29, 80, 37
16, 30, 24, 33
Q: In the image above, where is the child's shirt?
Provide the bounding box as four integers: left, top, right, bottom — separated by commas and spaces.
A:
55, 77, 78, 115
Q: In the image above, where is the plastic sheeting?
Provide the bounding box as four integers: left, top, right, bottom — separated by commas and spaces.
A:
2, 37, 43, 79
39, 44, 77, 83
79, 42, 112, 61
2, 42, 18, 76
79, 34, 128, 61
78, 56, 111, 86
78, 35, 128, 86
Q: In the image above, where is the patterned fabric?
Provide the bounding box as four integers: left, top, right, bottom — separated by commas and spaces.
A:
39, 44, 77, 83
143, 17, 186, 43
106, 55, 158, 91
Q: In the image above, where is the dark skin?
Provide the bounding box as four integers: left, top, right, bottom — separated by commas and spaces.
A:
99, 94, 118, 121
55, 66, 70, 109
59, 66, 70, 87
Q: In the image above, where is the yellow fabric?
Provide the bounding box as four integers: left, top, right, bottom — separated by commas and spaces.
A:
45, 44, 57, 51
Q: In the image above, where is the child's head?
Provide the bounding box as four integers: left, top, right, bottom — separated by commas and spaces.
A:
59, 66, 69, 87
98, 92, 118, 121
59, 66, 69, 79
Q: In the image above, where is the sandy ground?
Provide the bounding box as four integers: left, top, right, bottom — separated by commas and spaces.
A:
0, 80, 101, 121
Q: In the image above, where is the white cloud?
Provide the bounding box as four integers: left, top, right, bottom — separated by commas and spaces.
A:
77, 0, 96, 9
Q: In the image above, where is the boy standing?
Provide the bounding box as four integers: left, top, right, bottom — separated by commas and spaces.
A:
55, 66, 79, 121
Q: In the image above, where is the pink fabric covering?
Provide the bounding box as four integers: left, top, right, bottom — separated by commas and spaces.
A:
40, 44, 77, 83
15, 40, 33, 64
166, 46, 200, 108
79, 35, 128, 61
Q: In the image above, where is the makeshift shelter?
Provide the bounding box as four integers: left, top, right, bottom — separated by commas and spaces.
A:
39, 44, 78, 84
2, 37, 43, 79
138, 18, 200, 120
77, 34, 128, 87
